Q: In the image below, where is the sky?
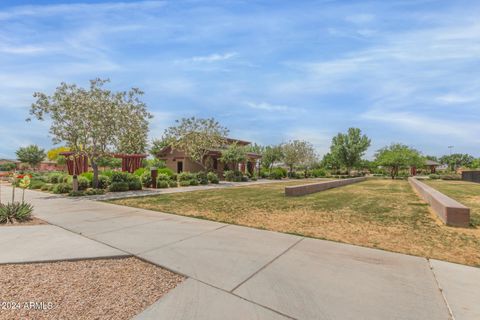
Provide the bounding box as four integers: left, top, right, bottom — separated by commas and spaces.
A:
0, 0, 479, 160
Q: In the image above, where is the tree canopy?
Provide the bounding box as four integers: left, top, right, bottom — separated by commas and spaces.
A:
282, 140, 316, 173
29, 78, 152, 186
439, 153, 474, 171
163, 117, 228, 169
375, 143, 424, 179
16, 145, 46, 169
261, 145, 284, 169
220, 143, 247, 171
330, 128, 371, 174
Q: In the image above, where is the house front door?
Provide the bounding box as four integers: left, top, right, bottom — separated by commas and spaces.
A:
177, 161, 183, 173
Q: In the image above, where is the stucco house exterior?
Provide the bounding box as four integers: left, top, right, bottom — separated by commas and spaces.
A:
156, 138, 262, 177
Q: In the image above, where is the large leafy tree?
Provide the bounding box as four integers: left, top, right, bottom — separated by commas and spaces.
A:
375, 143, 425, 179
16, 145, 46, 170
149, 138, 170, 158
330, 128, 371, 174
163, 117, 228, 169
220, 143, 247, 171
261, 145, 284, 169
282, 140, 316, 174
29, 78, 152, 187
321, 152, 341, 172
439, 153, 474, 171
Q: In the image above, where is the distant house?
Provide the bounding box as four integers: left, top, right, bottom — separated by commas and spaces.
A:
410, 159, 441, 176
157, 138, 262, 177
0, 158, 63, 171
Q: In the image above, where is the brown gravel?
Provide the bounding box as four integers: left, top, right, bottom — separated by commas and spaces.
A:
0, 216, 47, 226
0, 257, 184, 320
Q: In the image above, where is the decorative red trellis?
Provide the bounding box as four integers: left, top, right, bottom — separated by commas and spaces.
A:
113, 154, 148, 173
59, 152, 89, 175
60, 152, 147, 175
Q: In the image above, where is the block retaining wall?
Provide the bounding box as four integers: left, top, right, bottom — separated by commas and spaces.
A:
285, 177, 366, 197
408, 177, 470, 227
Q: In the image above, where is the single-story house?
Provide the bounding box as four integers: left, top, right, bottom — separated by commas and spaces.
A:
410, 159, 441, 176
157, 138, 262, 177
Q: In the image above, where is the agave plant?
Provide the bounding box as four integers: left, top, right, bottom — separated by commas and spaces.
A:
0, 202, 33, 224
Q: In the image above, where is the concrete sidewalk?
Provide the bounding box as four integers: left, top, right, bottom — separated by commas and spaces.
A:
2, 187, 479, 320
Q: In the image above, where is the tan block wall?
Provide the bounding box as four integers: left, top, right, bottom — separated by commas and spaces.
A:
285, 177, 366, 197
408, 178, 470, 227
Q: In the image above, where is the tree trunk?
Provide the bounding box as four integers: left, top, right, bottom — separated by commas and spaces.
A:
92, 162, 99, 189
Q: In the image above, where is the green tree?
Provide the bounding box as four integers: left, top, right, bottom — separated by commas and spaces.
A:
330, 128, 371, 174
29, 78, 152, 188
149, 138, 170, 158
320, 152, 341, 172
16, 145, 46, 170
439, 153, 474, 171
282, 140, 316, 174
220, 143, 247, 171
163, 117, 228, 169
375, 143, 425, 179
262, 145, 284, 169
469, 158, 480, 169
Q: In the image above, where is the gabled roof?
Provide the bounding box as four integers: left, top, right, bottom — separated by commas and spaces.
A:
425, 159, 441, 166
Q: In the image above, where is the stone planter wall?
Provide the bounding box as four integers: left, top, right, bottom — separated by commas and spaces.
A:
285, 177, 366, 197
408, 177, 470, 227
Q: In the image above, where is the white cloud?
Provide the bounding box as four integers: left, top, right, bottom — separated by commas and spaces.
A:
178, 52, 238, 64
362, 110, 480, 144
246, 101, 291, 112
436, 94, 475, 105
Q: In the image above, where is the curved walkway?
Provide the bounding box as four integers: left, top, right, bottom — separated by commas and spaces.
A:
1, 187, 479, 320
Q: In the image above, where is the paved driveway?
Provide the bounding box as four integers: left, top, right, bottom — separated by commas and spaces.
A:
2, 187, 479, 320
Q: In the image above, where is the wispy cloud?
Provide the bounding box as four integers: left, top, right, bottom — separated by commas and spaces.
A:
246, 101, 293, 112
178, 52, 238, 63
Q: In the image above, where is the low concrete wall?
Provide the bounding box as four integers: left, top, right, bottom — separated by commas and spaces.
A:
285, 177, 366, 197
408, 178, 470, 227
462, 170, 480, 183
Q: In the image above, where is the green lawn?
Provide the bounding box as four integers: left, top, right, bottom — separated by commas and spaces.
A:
110, 179, 480, 266
424, 179, 480, 227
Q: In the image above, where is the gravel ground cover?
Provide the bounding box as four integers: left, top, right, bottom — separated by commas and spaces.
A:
0, 216, 46, 226
111, 178, 480, 266
0, 257, 184, 320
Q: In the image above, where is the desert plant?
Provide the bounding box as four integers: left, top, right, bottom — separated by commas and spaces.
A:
84, 188, 106, 196
178, 172, 195, 181
77, 176, 91, 190
179, 180, 191, 187
134, 167, 147, 177
127, 175, 142, 190
52, 183, 72, 194
157, 180, 169, 188
97, 175, 111, 189
157, 173, 170, 181
196, 171, 209, 185
109, 182, 129, 192
141, 171, 153, 187
0, 202, 33, 224
18, 175, 31, 202
207, 172, 219, 184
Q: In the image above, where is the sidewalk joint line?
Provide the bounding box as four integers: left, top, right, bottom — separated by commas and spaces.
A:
230, 237, 304, 293
428, 259, 455, 320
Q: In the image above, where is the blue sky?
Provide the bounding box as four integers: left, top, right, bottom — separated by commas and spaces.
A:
1, 0, 479, 159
